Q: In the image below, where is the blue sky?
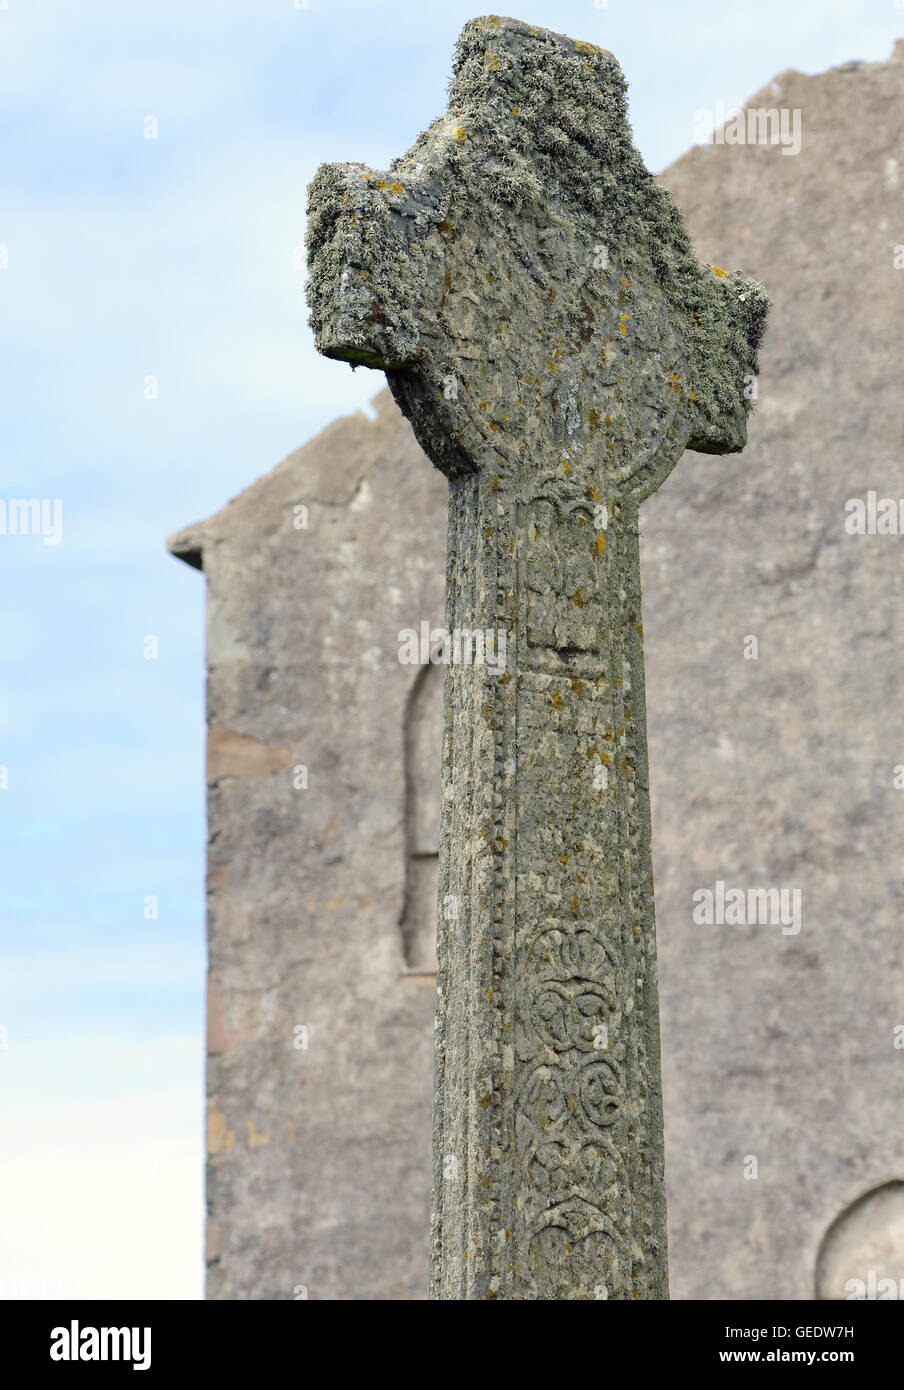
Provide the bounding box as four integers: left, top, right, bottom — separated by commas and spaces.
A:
1, 0, 901, 1300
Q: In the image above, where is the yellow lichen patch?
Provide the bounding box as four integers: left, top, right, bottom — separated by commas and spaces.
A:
618, 315, 630, 336
597, 533, 606, 555
570, 678, 585, 699
491, 474, 500, 494
454, 125, 467, 143
207, 1108, 235, 1155
571, 894, 580, 916
551, 690, 563, 710
636, 622, 643, 636
711, 265, 727, 277
487, 987, 493, 1001
572, 588, 585, 608
389, 181, 403, 194
483, 51, 499, 72
511, 105, 519, 115
495, 836, 508, 852
376, 180, 387, 190
561, 457, 572, 474
246, 1119, 270, 1151
574, 39, 600, 56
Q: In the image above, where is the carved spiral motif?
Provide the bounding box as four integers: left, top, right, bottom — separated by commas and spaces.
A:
515, 919, 629, 1272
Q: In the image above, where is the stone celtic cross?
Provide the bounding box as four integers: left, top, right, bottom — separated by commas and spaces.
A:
307, 15, 768, 1299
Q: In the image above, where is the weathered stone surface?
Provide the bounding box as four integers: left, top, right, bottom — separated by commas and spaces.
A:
644, 42, 904, 1301
816, 1183, 904, 1300
307, 16, 766, 1300
167, 393, 447, 1299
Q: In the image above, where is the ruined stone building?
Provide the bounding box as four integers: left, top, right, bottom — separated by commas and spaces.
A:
168, 44, 904, 1299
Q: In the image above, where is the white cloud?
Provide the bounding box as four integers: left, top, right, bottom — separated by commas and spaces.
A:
0, 1038, 202, 1300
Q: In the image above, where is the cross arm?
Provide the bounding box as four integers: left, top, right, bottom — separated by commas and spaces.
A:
306, 160, 449, 372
